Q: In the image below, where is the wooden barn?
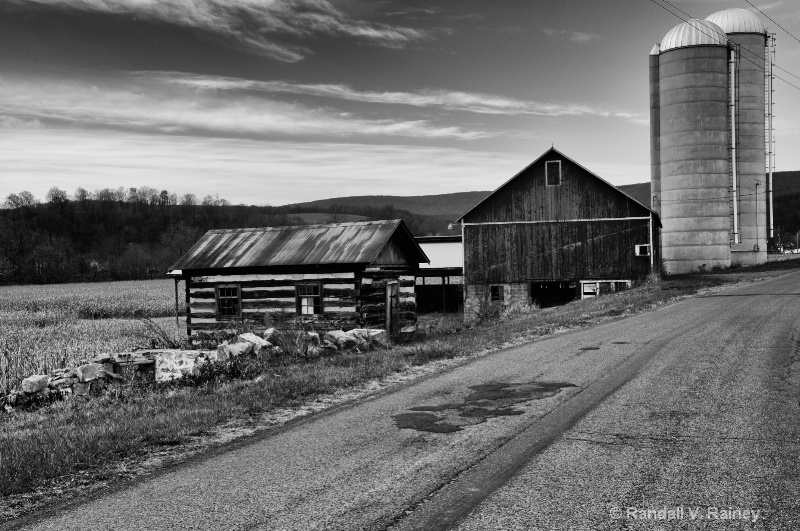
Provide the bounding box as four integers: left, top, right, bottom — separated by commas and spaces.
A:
169, 220, 428, 339
457, 147, 660, 318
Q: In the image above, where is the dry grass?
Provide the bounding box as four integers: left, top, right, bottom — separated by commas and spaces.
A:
0, 280, 185, 395
1, 259, 799, 500
0, 279, 184, 319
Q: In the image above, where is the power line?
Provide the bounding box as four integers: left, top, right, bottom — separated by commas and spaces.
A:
775, 64, 800, 81
742, 0, 800, 45
647, 0, 800, 93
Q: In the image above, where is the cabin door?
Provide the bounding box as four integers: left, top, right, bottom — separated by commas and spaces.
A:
386, 280, 400, 339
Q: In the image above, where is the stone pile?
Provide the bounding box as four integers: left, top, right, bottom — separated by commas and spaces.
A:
2, 328, 388, 412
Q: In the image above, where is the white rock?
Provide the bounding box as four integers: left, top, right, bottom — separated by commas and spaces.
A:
76, 363, 105, 383
306, 332, 321, 346
263, 328, 277, 341
228, 341, 255, 358
366, 329, 388, 346
21, 374, 50, 394
323, 330, 357, 350
344, 330, 368, 349
153, 350, 204, 382
239, 333, 270, 348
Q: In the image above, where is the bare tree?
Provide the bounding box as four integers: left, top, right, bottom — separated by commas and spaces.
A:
46, 187, 69, 204
180, 193, 197, 206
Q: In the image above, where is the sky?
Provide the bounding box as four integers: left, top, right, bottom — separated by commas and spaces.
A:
1, 0, 798, 206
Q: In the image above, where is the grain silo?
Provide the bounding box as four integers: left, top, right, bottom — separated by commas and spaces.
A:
706, 8, 768, 265
650, 11, 770, 274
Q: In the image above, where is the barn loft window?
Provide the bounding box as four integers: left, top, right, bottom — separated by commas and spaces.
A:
216, 284, 241, 319
296, 283, 323, 315
635, 244, 651, 257
546, 160, 562, 186
490, 285, 504, 302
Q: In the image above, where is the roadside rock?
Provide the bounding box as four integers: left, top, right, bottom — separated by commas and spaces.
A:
153, 350, 208, 382
49, 377, 78, 389
76, 363, 105, 383
263, 328, 277, 341
228, 341, 255, 358
324, 330, 357, 350
239, 333, 272, 359
306, 332, 321, 347
20, 375, 50, 394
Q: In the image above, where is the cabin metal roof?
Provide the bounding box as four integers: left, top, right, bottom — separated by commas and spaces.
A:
170, 219, 428, 272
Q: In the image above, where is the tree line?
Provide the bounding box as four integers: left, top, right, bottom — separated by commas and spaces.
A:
0, 187, 450, 285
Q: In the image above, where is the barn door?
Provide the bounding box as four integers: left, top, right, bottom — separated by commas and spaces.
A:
386, 280, 400, 339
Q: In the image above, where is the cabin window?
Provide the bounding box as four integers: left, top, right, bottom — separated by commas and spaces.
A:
546, 160, 561, 186
216, 284, 241, 319
490, 285, 504, 302
296, 283, 323, 315
635, 244, 651, 257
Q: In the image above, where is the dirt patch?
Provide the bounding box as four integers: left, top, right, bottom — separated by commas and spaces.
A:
392, 381, 576, 433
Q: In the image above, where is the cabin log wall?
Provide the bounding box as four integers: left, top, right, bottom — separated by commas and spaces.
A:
185, 269, 417, 335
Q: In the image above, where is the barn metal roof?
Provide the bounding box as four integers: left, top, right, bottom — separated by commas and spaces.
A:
170, 219, 428, 272
418, 240, 463, 270
706, 8, 766, 35
660, 19, 727, 53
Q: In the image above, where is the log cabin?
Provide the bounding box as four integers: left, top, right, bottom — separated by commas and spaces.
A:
457, 148, 661, 319
169, 220, 428, 339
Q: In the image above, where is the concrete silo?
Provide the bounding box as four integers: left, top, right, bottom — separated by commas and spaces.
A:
706, 8, 768, 266
650, 11, 770, 274
652, 19, 732, 273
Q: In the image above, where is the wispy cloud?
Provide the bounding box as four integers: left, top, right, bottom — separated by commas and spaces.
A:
0, 74, 486, 140
10, 0, 430, 61
543, 28, 601, 44
756, 1, 783, 10
146, 72, 647, 123
0, 129, 534, 205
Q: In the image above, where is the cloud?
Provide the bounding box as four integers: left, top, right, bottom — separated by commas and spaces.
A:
0, 129, 533, 205
146, 72, 647, 123
756, 1, 783, 10
0, 74, 486, 140
10, 0, 430, 61
543, 28, 601, 44
0, 115, 43, 129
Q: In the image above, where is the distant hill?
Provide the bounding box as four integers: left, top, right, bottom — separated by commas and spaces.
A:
617, 183, 651, 206
291, 213, 368, 224
284, 191, 491, 222
287, 171, 798, 221
617, 171, 799, 209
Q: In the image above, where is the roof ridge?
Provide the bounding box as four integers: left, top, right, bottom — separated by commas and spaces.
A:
207, 219, 400, 234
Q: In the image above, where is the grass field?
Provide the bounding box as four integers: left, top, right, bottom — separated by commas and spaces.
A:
0, 279, 184, 395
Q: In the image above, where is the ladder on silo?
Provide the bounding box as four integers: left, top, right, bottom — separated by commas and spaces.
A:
765, 33, 776, 239
729, 44, 741, 246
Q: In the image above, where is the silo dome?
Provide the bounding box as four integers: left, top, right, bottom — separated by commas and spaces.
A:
706, 8, 766, 34
660, 19, 727, 52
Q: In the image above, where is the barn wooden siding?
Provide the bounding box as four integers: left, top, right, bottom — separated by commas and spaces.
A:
185, 271, 416, 335
462, 153, 652, 224
464, 220, 653, 283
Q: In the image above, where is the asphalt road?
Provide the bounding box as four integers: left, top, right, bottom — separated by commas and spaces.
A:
10, 272, 800, 531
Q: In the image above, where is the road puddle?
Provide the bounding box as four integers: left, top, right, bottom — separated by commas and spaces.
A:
393, 381, 576, 433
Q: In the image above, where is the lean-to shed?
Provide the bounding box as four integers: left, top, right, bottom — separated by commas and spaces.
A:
457, 148, 661, 318
169, 220, 428, 339
414, 235, 464, 313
